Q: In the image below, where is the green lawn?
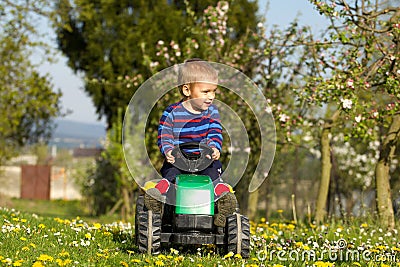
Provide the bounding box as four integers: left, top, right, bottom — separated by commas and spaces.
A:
0, 198, 399, 266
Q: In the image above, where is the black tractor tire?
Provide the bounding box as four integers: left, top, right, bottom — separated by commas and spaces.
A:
134, 195, 146, 246
137, 210, 162, 255
225, 213, 250, 258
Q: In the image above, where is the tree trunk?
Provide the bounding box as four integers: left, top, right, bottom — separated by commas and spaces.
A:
314, 126, 332, 224
121, 186, 132, 220
248, 190, 259, 221
375, 114, 400, 230
315, 111, 339, 224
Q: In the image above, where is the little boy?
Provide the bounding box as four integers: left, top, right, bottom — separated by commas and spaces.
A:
144, 58, 237, 227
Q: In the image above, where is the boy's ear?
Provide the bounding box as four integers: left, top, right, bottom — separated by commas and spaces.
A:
182, 84, 191, 97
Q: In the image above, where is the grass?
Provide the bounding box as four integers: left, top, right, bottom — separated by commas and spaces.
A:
1, 199, 400, 266
1, 197, 120, 224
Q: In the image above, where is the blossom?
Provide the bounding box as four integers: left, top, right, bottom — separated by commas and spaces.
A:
355, 114, 362, 122
279, 113, 290, 122
341, 98, 353, 109
346, 79, 354, 88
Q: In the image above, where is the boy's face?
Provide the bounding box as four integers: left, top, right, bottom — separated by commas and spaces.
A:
182, 82, 218, 112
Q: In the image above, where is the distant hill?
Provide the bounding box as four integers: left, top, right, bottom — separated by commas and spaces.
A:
50, 119, 106, 149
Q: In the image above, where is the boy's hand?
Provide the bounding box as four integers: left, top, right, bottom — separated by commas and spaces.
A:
210, 147, 220, 160
165, 150, 175, 164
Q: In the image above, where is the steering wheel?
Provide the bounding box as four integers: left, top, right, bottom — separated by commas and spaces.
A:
171, 142, 214, 172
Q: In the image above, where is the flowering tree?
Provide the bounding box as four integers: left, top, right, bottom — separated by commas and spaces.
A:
0, 0, 61, 164
301, 0, 400, 228
137, 1, 335, 218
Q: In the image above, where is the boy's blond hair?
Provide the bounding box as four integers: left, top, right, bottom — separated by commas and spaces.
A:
178, 58, 218, 96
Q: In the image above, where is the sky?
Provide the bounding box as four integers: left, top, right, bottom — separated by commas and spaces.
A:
39, 0, 329, 126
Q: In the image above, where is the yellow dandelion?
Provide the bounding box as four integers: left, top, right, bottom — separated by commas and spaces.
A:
234, 254, 242, 259
37, 254, 54, 262
58, 251, 70, 257
22, 246, 30, 251
93, 223, 102, 229
54, 218, 64, 223
155, 260, 164, 266
353, 263, 362, 266
29, 243, 36, 248
20, 237, 27, 241
277, 209, 283, 213
260, 217, 266, 223
224, 251, 234, 259
157, 254, 167, 260
287, 224, 296, 230
314, 261, 334, 267
120, 261, 129, 267
2, 258, 12, 264
56, 258, 72, 267
392, 246, 400, 252
32, 262, 45, 267
85, 233, 92, 239
12, 217, 19, 221
131, 259, 141, 263
376, 245, 387, 251
21, 219, 27, 223
360, 223, 368, 228
13, 259, 24, 266
174, 256, 184, 262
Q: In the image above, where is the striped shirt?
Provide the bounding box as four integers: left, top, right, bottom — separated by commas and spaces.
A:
158, 101, 223, 155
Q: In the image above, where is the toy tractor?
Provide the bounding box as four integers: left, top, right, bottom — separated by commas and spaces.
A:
134, 143, 250, 258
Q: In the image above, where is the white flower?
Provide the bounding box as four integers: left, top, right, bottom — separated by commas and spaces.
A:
257, 22, 264, 28
157, 40, 164, 45
264, 106, 272, 114
279, 113, 290, 122
341, 98, 353, 109
346, 79, 354, 88
355, 114, 362, 123
149, 61, 159, 68
219, 1, 229, 12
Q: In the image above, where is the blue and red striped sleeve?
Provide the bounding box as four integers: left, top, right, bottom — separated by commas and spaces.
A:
157, 104, 176, 155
